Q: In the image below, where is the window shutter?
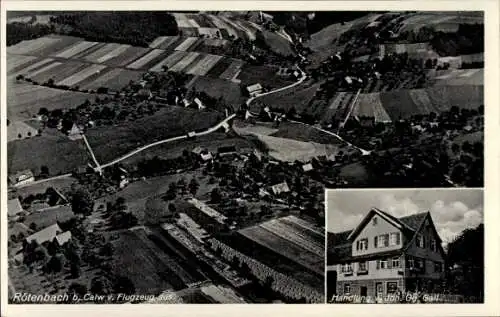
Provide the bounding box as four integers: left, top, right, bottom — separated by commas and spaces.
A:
376, 260, 380, 269
384, 234, 389, 247
388, 259, 393, 269
396, 232, 401, 245
374, 236, 378, 248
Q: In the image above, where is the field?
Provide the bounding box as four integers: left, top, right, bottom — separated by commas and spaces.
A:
8, 129, 90, 176
433, 68, 483, 86
260, 30, 295, 56
255, 82, 320, 113
217, 230, 323, 289
7, 81, 95, 121
305, 13, 381, 66
110, 228, 204, 294
85, 107, 222, 164
235, 130, 341, 162
189, 76, 244, 106
398, 12, 483, 34
270, 121, 345, 145
237, 64, 295, 89
239, 216, 324, 274
346, 85, 483, 122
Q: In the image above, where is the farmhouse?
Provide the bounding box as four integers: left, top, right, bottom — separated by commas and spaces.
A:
7, 198, 24, 217
67, 123, 83, 141
246, 83, 263, 97
9, 169, 35, 187
25, 223, 62, 245
217, 145, 237, 157
271, 181, 290, 195
329, 208, 446, 302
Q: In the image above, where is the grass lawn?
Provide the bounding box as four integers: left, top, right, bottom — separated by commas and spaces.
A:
85, 107, 223, 164
8, 129, 90, 176
190, 76, 245, 106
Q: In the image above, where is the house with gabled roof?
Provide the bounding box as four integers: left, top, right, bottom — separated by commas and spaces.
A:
7, 198, 24, 217
328, 208, 446, 301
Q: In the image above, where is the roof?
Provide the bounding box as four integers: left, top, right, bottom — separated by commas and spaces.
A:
25, 223, 62, 245
302, 163, 314, 172
271, 181, 290, 195
331, 210, 435, 263
55, 231, 72, 245
192, 146, 204, 154
7, 198, 23, 216
246, 83, 262, 93
9, 169, 34, 184
218, 145, 237, 154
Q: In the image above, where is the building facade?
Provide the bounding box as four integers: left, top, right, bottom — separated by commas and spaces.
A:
329, 209, 446, 302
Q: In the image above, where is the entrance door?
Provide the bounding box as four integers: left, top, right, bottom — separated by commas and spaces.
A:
376, 282, 384, 299
360, 286, 367, 297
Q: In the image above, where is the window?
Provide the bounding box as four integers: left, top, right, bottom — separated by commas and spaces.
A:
387, 282, 398, 294
407, 256, 415, 269
342, 263, 353, 273
416, 258, 426, 272
377, 234, 389, 247
430, 239, 437, 252
372, 217, 378, 226
392, 257, 400, 268
416, 234, 425, 248
344, 283, 351, 294
377, 260, 388, 269
358, 261, 367, 272
390, 232, 401, 246
434, 262, 443, 272
357, 238, 368, 251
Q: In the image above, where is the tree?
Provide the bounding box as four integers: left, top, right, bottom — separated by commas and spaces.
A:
446, 224, 484, 301
189, 178, 200, 196
40, 165, 49, 176
99, 242, 114, 257
71, 187, 94, 216
231, 255, 240, 268
113, 276, 136, 295
90, 276, 112, 295
210, 188, 222, 203
68, 282, 87, 299
70, 262, 81, 278
45, 253, 66, 273
29, 222, 37, 231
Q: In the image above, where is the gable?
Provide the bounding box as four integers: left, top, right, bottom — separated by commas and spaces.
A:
347, 208, 403, 241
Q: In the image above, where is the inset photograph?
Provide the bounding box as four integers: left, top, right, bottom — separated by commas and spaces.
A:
326, 188, 483, 303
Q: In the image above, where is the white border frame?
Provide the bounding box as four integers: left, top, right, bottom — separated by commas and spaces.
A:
2, 2, 499, 316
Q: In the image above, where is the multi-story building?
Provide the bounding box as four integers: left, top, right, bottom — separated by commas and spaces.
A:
328, 208, 446, 301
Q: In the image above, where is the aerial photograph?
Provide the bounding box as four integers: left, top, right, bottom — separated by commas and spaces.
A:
5, 10, 483, 304
326, 189, 484, 303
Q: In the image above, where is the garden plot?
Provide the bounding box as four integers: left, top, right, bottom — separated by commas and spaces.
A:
219, 16, 247, 39
219, 59, 244, 80
6, 55, 37, 74
239, 225, 323, 275
12, 57, 55, 76
7, 37, 63, 55
55, 64, 108, 87
185, 54, 223, 76
207, 15, 239, 39
149, 50, 187, 72
408, 89, 436, 114
80, 68, 142, 91
126, 49, 164, 70
169, 52, 201, 73
53, 41, 100, 59
425, 85, 483, 112
353, 93, 391, 122
25, 61, 64, 80
149, 36, 178, 49
174, 37, 199, 51
30, 61, 89, 84
204, 38, 229, 47
205, 58, 233, 78
435, 69, 483, 86
102, 46, 150, 67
